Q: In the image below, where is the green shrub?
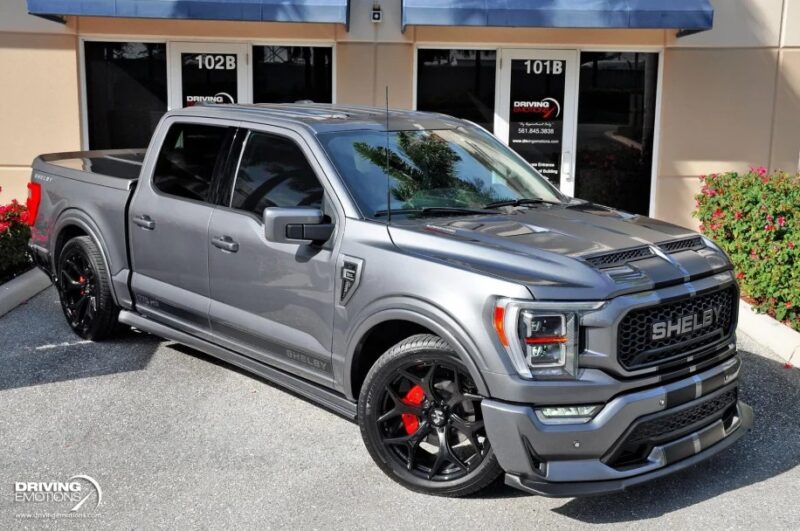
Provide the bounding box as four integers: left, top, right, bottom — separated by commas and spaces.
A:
694, 167, 799, 330
0, 195, 32, 284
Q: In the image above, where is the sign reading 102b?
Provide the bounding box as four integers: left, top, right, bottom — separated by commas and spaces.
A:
523, 60, 564, 75
195, 54, 237, 70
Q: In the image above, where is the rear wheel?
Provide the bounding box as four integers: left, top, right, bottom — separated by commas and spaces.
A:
358, 334, 502, 497
57, 236, 119, 340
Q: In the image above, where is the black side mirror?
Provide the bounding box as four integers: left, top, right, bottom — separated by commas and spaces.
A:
263, 207, 334, 245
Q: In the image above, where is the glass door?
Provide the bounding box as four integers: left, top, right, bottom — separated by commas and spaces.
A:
496, 49, 578, 196
169, 42, 250, 110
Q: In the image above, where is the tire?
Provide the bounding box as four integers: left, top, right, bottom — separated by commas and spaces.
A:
358, 334, 503, 497
56, 236, 119, 341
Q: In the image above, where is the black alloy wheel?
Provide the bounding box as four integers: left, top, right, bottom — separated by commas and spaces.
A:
57, 236, 119, 340
378, 360, 488, 480
358, 335, 502, 496
59, 248, 97, 335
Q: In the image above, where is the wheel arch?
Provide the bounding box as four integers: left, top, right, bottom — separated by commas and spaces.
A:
51, 210, 119, 305
344, 304, 490, 401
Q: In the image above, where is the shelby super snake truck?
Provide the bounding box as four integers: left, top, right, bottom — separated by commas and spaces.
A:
26, 104, 751, 497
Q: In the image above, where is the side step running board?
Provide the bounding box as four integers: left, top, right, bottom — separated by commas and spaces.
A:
118, 310, 357, 420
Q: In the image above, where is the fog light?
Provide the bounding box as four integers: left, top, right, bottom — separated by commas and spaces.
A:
535, 405, 602, 425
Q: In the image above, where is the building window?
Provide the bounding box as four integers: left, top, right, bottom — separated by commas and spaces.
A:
575, 52, 659, 215
416, 49, 496, 132
84, 41, 167, 150
252, 46, 333, 104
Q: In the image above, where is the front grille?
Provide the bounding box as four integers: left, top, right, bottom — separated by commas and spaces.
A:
584, 246, 654, 269
659, 237, 705, 253
618, 286, 736, 371
606, 388, 738, 468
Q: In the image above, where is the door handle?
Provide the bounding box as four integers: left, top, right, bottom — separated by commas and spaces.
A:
133, 214, 155, 230
211, 236, 239, 253
561, 151, 574, 184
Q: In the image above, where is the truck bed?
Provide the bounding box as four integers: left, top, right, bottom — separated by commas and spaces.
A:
30, 149, 145, 310
35, 149, 145, 190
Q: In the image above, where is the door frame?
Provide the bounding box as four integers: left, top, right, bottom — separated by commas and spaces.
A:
206, 121, 349, 387
168, 41, 251, 110
494, 48, 580, 197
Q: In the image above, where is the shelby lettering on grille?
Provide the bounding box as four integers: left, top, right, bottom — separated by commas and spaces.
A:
652, 307, 719, 341
617, 287, 735, 371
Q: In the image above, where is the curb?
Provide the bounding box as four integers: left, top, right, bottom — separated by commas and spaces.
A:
737, 300, 800, 366
0, 268, 52, 318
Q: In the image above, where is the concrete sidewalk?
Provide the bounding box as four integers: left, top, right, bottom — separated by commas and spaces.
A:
738, 301, 800, 367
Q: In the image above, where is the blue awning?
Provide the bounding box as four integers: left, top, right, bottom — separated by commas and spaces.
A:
27, 0, 350, 25
402, 0, 714, 31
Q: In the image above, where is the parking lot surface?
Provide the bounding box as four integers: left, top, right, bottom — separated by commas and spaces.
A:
1, 287, 799, 529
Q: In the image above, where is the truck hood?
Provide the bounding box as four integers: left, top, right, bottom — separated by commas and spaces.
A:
387, 202, 733, 300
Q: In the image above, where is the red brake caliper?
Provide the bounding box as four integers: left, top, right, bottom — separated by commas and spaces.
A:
400, 384, 425, 435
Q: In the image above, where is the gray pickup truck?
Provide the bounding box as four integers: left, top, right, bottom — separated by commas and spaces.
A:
27, 104, 752, 497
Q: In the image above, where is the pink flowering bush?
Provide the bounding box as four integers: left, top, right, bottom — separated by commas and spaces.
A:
695, 168, 799, 330
0, 186, 32, 283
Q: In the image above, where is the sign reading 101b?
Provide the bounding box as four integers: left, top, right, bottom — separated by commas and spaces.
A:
195, 54, 237, 70
522, 59, 564, 75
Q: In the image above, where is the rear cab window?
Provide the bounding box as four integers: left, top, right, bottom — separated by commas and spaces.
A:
153, 123, 231, 203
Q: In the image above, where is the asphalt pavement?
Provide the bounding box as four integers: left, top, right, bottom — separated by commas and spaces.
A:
1, 287, 799, 529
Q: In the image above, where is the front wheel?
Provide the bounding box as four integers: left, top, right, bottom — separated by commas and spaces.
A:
56, 236, 119, 340
358, 334, 503, 497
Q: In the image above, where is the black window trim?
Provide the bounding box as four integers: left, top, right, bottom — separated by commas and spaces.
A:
215, 127, 247, 207
225, 129, 252, 209
148, 119, 239, 208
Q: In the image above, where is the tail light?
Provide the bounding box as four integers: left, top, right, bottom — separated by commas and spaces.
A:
26, 182, 41, 226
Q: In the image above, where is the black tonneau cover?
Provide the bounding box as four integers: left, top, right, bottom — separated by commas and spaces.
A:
33, 149, 145, 190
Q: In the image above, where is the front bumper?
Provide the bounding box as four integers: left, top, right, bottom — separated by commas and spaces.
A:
482, 355, 752, 497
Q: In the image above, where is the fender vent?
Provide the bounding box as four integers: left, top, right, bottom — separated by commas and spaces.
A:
584, 246, 654, 269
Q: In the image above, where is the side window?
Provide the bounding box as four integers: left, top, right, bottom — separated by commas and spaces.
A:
153, 123, 228, 202
231, 132, 324, 216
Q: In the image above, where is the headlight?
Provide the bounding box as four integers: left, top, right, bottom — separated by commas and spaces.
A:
493, 298, 605, 379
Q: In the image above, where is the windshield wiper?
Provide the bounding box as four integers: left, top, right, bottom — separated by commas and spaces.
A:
372, 207, 499, 218
484, 197, 561, 209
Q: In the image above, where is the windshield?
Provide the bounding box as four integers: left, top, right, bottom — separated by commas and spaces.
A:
318, 126, 564, 219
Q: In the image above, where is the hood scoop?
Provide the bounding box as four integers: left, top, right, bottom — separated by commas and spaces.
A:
583, 246, 654, 270
584, 237, 708, 271
658, 236, 705, 254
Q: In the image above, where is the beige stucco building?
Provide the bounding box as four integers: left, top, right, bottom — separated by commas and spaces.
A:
1, 0, 799, 230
